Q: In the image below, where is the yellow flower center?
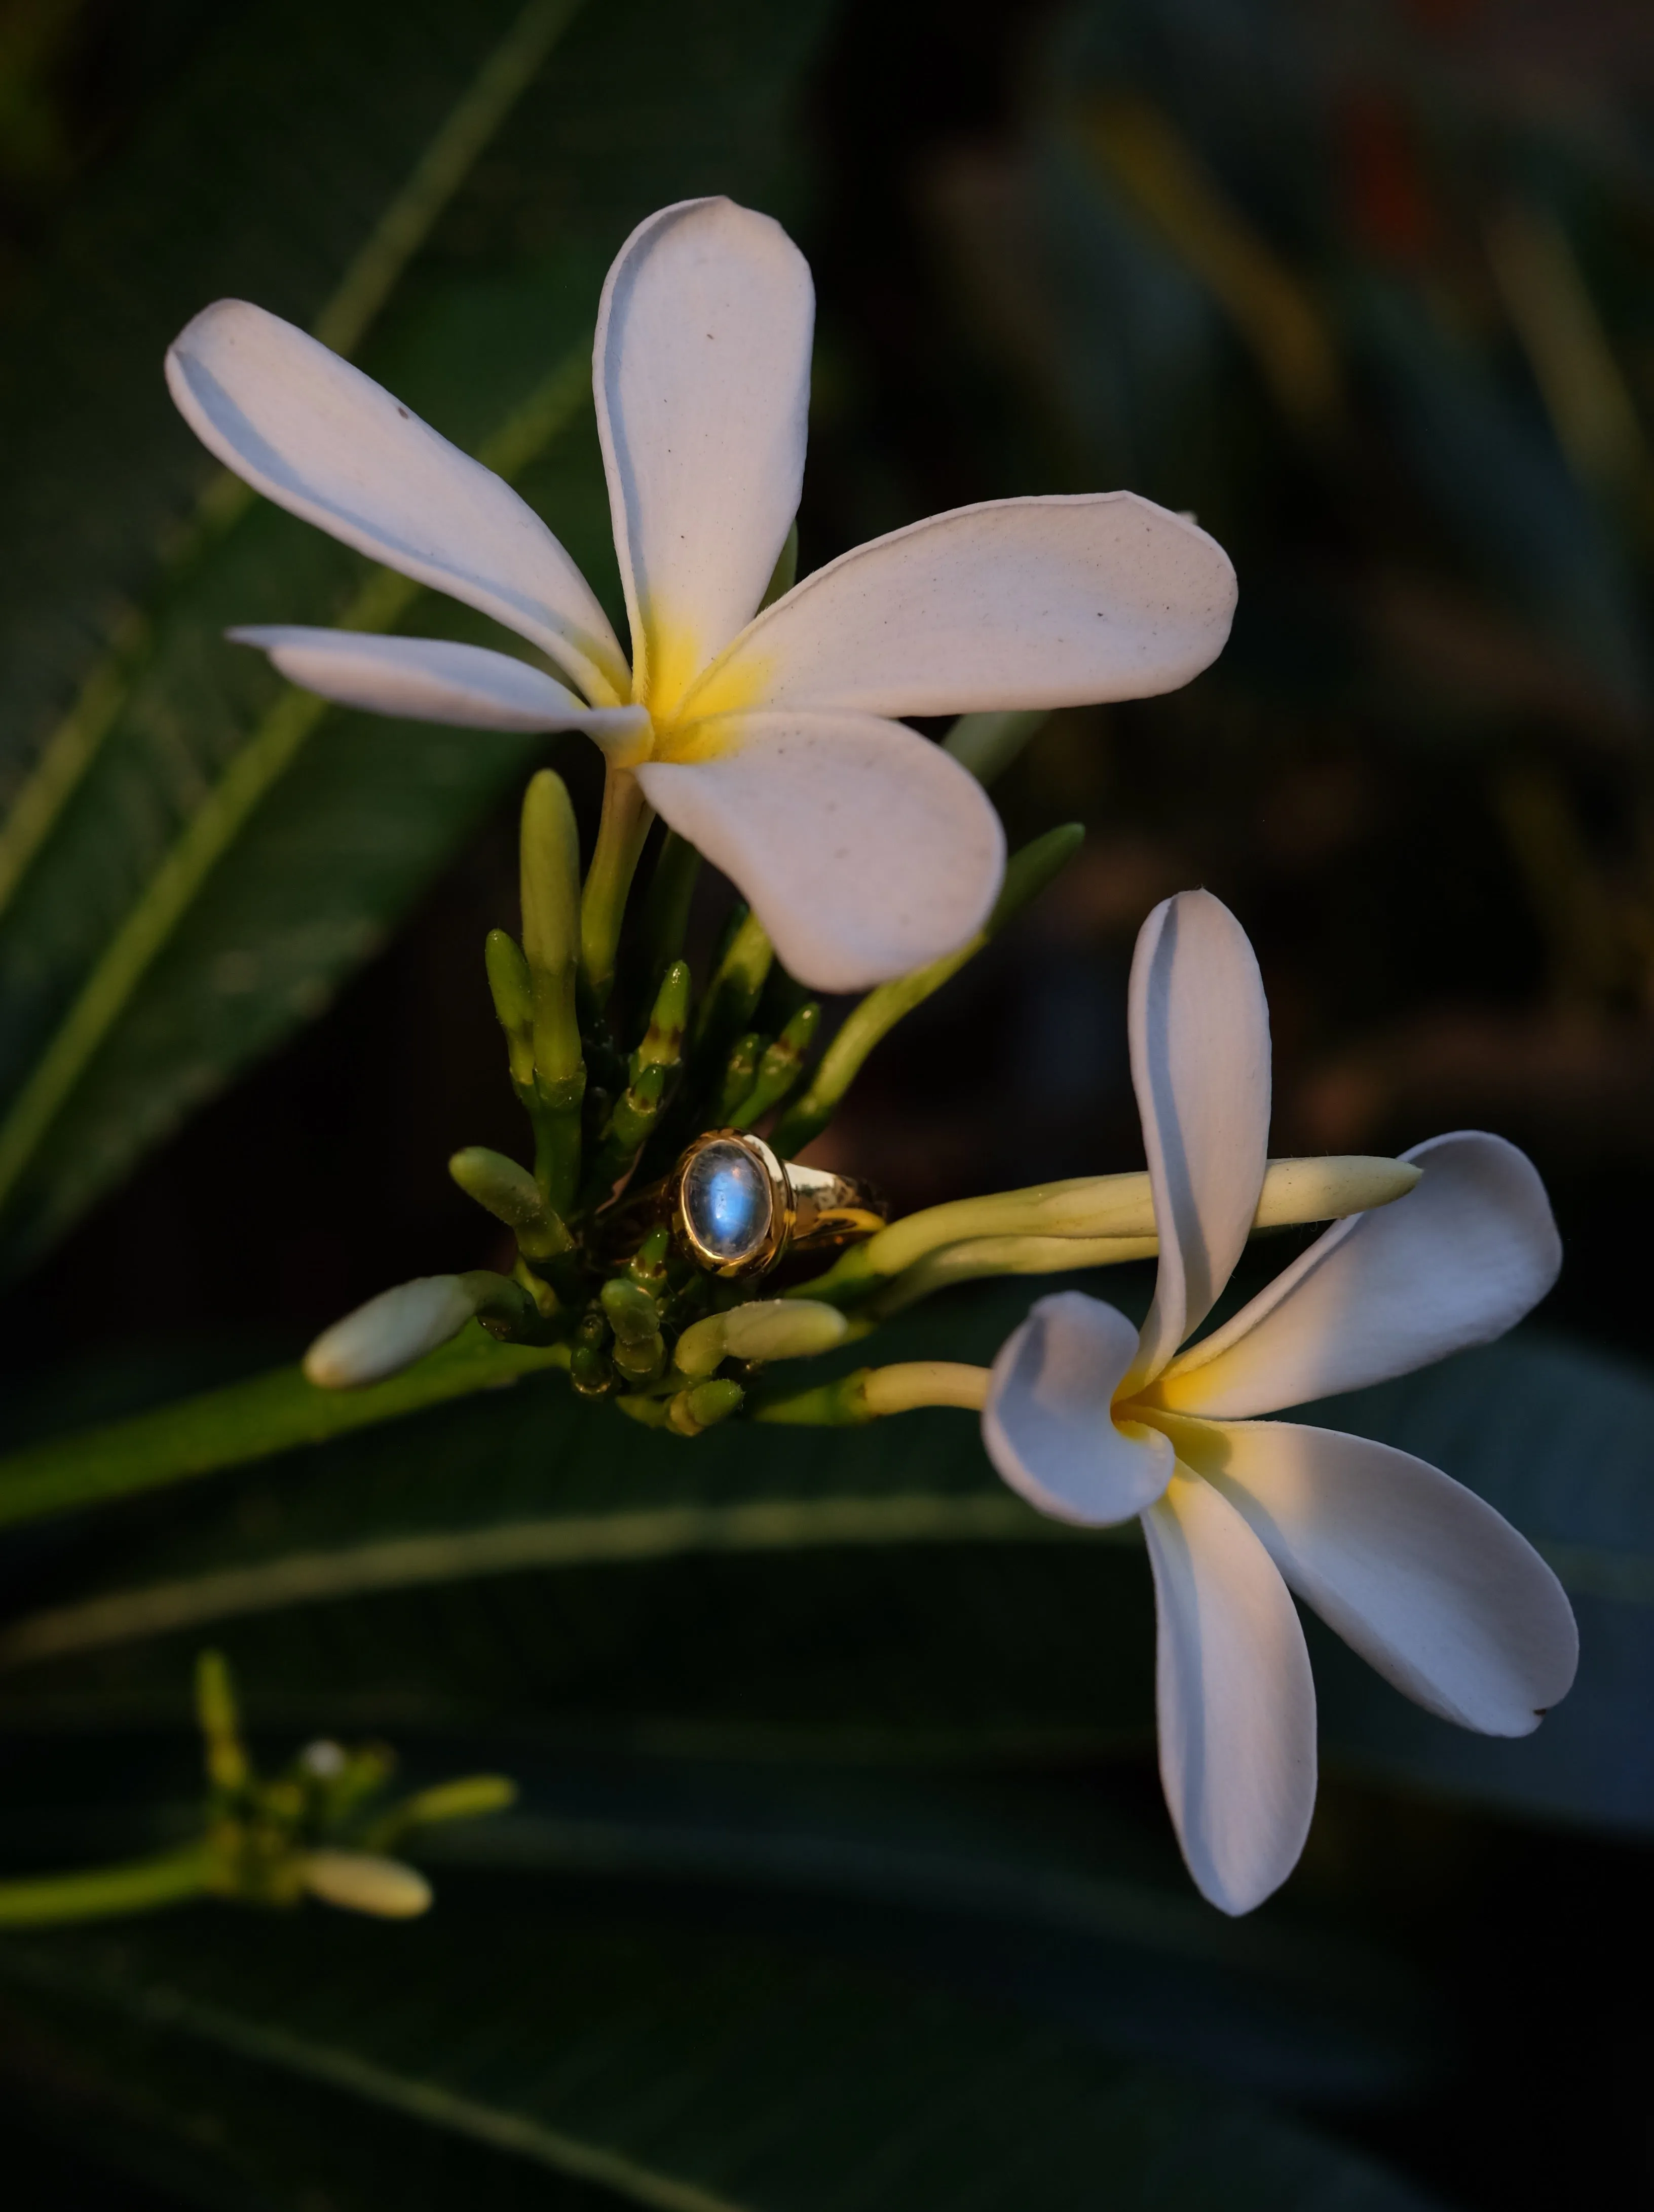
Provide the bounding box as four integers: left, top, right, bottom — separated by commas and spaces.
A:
631, 610, 773, 755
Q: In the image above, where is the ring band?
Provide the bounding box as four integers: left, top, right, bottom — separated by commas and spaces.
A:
673, 1130, 887, 1278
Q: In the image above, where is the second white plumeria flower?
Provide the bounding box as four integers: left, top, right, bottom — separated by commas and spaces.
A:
982, 890, 1577, 1916
165, 197, 1236, 992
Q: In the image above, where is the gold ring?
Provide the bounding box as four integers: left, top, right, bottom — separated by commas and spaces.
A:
673, 1130, 886, 1279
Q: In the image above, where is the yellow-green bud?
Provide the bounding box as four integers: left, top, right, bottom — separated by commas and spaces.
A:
302, 1849, 432, 1919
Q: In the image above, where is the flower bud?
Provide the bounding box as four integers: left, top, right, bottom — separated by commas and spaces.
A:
667, 1377, 745, 1436
1252, 1155, 1422, 1228
303, 1276, 478, 1390
721, 1298, 848, 1363
484, 929, 535, 1088
302, 1849, 432, 1919
448, 1147, 571, 1261
675, 1298, 847, 1379
520, 768, 582, 1086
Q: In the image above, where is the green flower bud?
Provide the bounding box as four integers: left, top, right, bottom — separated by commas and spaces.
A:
448, 1147, 571, 1261
667, 1377, 744, 1436
484, 929, 535, 1090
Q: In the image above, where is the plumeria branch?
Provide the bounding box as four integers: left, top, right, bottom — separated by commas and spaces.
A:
797, 1154, 1421, 1312
0, 1651, 515, 1929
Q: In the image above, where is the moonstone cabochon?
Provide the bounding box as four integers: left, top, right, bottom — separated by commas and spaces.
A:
682, 1140, 773, 1263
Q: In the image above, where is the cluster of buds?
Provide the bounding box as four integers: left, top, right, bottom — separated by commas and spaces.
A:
0, 1653, 514, 1930
300, 748, 1104, 1431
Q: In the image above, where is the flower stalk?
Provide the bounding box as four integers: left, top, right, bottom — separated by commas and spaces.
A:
0, 1651, 515, 1929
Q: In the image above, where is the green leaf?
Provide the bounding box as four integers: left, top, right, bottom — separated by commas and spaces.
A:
0, 0, 838, 1276
0, 1737, 1433, 2104
0, 1326, 566, 1530
0, 1899, 1441, 2209
3, 1285, 1646, 1828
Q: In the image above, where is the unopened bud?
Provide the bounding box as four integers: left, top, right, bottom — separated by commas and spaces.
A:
721, 1299, 847, 1364
627, 1224, 672, 1296
485, 929, 535, 1089
1252, 1155, 1422, 1228
637, 960, 692, 1069
679, 1301, 844, 1381
304, 1277, 478, 1390
398, 1775, 516, 1828
302, 1849, 432, 1919
520, 769, 582, 1086
600, 1276, 659, 1344
448, 1147, 571, 1261
666, 1376, 745, 1435
571, 1343, 614, 1396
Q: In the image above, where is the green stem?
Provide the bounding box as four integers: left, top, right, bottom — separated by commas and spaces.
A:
579, 766, 653, 1006
0, 1331, 570, 1534
0, 1842, 209, 1926
694, 906, 774, 1053
635, 830, 702, 991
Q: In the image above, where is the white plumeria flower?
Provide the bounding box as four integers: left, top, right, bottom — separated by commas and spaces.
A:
981, 889, 1578, 1916
165, 197, 1236, 992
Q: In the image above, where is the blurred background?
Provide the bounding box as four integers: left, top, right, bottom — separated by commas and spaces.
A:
0, 0, 1649, 2205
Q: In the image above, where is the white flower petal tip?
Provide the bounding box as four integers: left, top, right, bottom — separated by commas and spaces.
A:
1130, 889, 1271, 1383
597, 197, 813, 716
1154, 1130, 1563, 1420
303, 1276, 477, 1390
1144, 1474, 1317, 1915
1172, 1417, 1579, 1737
637, 713, 1006, 992
228, 628, 650, 742
166, 301, 626, 698
982, 1291, 1174, 1525
686, 492, 1237, 723
302, 1849, 433, 1919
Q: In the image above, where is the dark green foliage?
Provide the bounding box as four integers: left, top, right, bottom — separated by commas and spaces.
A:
0, 0, 838, 1275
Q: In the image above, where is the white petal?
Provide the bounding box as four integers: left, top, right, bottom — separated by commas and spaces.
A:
1151, 1132, 1561, 1420
1143, 1471, 1317, 1916
1163, 1415, 1578, 1736
681, 493, 1236, 721
981, 1291, 1173, 1525
1127, 891, 1271, 1387
230, 628, 651, 743
596, 198, 813, 720
636, 712, 1005, 992
167, 302, 628, 701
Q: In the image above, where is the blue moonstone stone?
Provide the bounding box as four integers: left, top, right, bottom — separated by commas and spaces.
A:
683, 1140, 772, 1263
